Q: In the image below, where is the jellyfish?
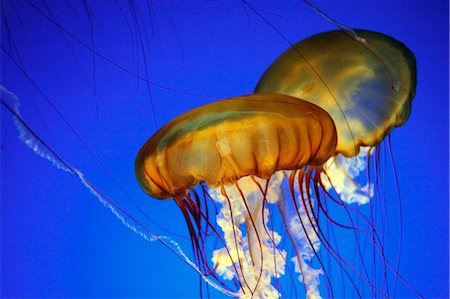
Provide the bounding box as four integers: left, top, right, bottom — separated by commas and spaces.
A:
255, 29, 416, 157
135, 29, 417, 298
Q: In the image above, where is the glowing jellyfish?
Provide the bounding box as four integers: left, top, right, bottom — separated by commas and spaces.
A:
135, 29, 417, 298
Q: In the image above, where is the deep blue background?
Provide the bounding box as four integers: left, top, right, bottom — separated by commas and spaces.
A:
1, 1, 448, 298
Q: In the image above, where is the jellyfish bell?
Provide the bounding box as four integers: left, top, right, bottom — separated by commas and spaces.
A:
255, 29, 417, 157
135, 93, 337, 199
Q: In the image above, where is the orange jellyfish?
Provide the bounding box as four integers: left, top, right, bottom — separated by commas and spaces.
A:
135, 30, 417, 298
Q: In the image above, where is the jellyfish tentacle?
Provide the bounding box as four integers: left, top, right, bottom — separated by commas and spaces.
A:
386, 135, 403, 297
317, 171, 397, 297
235, 181, 266, 294
297, 168, 333, 298
220, 185, 253, 296
251, 175, 300, 298
175, 190, 247, 293
323, 171, 377, 299
305, 166, 391, 297
276, 168, 326, 299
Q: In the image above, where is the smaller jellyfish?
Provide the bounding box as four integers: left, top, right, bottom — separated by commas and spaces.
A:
135, 29, 417, 298
255, 29, 416, 157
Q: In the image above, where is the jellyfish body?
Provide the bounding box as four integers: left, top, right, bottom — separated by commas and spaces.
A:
135, 93, 336, 199
255, 30, 416, 156
135, 30, 417, 298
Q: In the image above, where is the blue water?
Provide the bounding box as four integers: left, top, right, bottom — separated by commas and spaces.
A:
1, 1, 448, 298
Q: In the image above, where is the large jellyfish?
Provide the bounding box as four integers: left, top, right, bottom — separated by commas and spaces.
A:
135, 30, 417, 298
